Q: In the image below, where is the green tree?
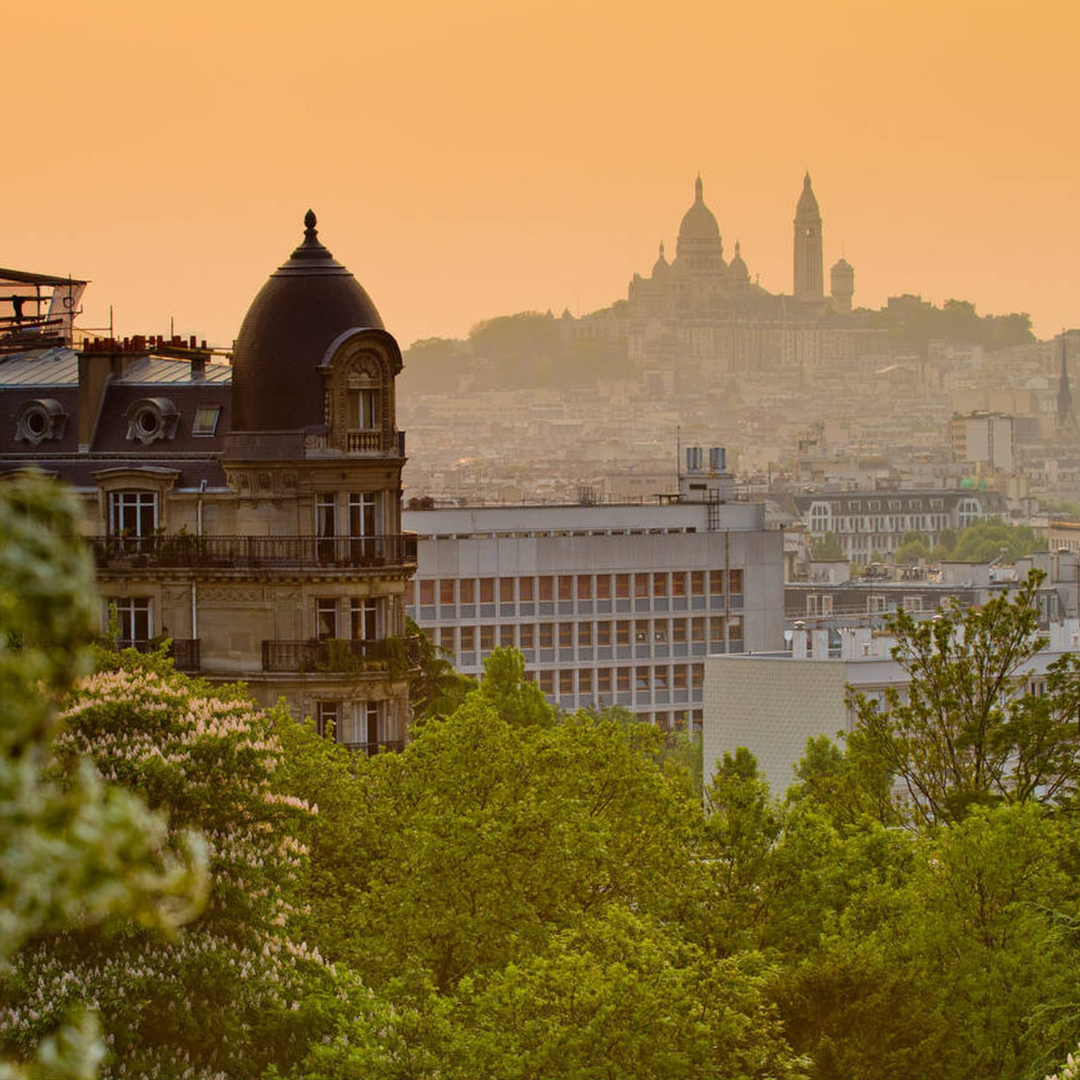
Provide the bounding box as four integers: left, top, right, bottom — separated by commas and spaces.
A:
407, 617, 476, 723
0, 476, 206, 1078
8, 652, 340, 1079
894, 529, 930, 564
948, 518, 1046, 563
849, 571, 1080, 825
810, 531, 844, 560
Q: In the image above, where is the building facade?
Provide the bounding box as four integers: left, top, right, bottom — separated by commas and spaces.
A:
789, 487, 1006, 563
0, 213, 417, 750
403, 490, 784, 733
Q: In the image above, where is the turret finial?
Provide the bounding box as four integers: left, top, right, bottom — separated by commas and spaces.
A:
303, 209, 318, 242
695, 174, 703, 202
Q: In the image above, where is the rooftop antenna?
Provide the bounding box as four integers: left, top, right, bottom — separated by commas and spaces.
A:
109, 304, 113, 337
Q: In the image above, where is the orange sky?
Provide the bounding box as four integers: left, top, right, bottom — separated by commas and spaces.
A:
5, 0, 1079, 348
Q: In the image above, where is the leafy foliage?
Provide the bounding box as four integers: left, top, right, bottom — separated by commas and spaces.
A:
0, 476, 207, 1078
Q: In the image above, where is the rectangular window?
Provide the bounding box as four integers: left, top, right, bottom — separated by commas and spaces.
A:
655, 667, 669, 690
691, 617, 705, 643
539, 670, 555, 695
635, 667, 650, 690
728, 616, 743, 640
460, 626, 475, 651
499, 578, 515, 602
403, 580, 415, 607
440, 579, 455, 605
691, 571, 705, 596
616, 667, 631, 692
710, 617, 724, 643
479, 578, 495, 603
439, 626, 456, 651
558, 670, 574, 695
316, 599, 338, 641
672, 619, 688, 644
729, 569, 743, 594
616, 620, 631, 645
672, 572, 687, 597
652, 573, 668, 597
419, 580, 435, 605
692, 664, 704, 689
348, 492, 376, 537
315, 700, 340, 739
577, 622, 593, 647
109, 491, 158, 538
538, 577, 554, 601
350, 598, 378, 640
460, 579, 475, 604
653, 622, 668, 643
500, 625, 515, 648
558, 576, 573, 600
635, 574, 649, 598
192, 405, 222, 436
710, 571, 724, 595
347, 388, 378, 429
113, 597, 151, 644
634, 620, 649, 643
615, 574, 631, 599
597, 668, 612, 694
673, 665, 688, 690
576, 575, 592, 599
596, 621, 612, 647
578, 668, 593, 693
518, 578, 534, 602
519, 624, 535, 649
559, 622, 573, 648
596, 576, 611, 600
480, 625, 495, 651
539, 623, 554, 648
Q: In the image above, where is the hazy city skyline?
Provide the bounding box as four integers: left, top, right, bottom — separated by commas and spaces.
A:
5, 0, 1078, 347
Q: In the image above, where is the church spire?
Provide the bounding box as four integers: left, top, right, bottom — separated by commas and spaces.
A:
1059, 334, 1072, 427
695, 174, 703, 202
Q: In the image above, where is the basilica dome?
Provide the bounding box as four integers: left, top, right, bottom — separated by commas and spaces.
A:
231, 211, 385, 433
675, 176, 723, 269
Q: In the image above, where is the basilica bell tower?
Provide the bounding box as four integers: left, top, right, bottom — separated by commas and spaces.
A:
793, 172, 824, 303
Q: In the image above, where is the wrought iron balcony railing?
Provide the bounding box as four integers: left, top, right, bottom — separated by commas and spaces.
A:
91, 533, 417, 570
341, 740, 406, 756
261, 635, 421, 674
116, 638, 201, 672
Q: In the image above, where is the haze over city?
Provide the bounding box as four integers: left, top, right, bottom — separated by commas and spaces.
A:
5, 0, 1079, 347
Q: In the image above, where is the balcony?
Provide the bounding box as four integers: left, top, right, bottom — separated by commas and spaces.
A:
117, 638, 201, 672
261, 635, 421, 674
341, 740, 406, 756
90, 533, 418, 571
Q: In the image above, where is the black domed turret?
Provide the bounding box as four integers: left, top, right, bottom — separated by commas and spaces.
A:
231, 211, 385, 433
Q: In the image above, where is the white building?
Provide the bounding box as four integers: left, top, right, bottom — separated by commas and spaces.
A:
703, 619, 1080, 797
404, 495, 784, 733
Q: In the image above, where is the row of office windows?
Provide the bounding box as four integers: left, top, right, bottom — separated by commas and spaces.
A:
431, 616, 742, 653
524, 663, 705, 695
408, 569, 743, 606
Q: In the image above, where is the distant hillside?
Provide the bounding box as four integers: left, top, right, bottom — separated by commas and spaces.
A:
400, 297, 1037, 394
401, 311, 627, 394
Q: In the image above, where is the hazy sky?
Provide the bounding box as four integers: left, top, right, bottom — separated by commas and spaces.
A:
5, 1, 1078, 348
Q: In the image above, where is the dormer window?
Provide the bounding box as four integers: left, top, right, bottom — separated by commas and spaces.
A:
126, 398, 179, 445
192, 405, 221, 436
15, 398, 67, 445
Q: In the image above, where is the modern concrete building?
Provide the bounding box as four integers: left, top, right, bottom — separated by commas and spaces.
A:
0, 214, 418, 751
703, 617, 1080, 797
404, 462, 784, 733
